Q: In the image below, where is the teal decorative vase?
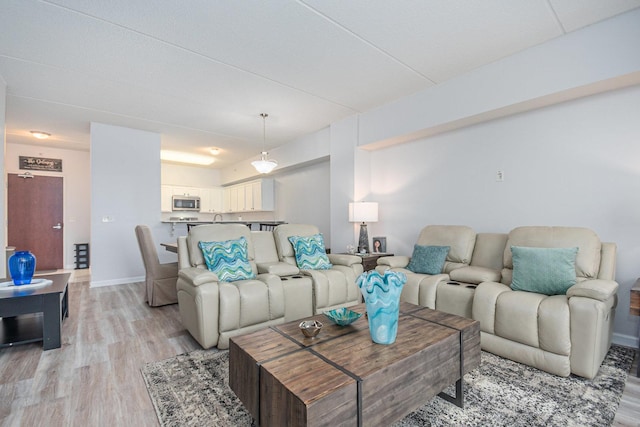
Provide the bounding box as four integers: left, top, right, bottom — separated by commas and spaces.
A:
357, 270, 406, 344
9, 250, 37, 285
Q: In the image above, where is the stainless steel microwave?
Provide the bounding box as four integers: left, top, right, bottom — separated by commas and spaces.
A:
172, 195, 200, 211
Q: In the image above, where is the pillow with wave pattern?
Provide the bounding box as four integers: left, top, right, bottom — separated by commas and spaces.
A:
288, 234, 333, 270
199, 236, 255, 282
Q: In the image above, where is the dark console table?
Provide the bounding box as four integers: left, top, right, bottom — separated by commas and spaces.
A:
0, 273, 70, 350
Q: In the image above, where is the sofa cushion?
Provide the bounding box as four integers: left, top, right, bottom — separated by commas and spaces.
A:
511, 246, 578, 295
407, 245, 450, 275
199, 237, 256, 282
288, 234, 332, 270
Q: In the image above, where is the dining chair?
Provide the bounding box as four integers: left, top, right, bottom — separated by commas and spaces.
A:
134, 225, 178, 306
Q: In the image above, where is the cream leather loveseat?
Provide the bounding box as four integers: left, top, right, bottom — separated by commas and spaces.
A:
378, 225, 618, 379
176, 224, 362, 349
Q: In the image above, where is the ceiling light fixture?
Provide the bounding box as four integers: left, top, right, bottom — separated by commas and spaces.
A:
30, 131, 51, 139
209, 147, 220, 156
160, 150, 215, 166
251, 113, 278, 174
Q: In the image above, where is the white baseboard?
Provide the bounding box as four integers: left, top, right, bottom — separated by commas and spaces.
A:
90, 276, 144, 288
612, 332, 639, 348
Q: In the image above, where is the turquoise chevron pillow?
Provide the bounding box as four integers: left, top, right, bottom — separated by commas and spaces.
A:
288, 234, 332, 270
511, 246, 578, 295
198, 237, 255, 282
406, 245, 450, 275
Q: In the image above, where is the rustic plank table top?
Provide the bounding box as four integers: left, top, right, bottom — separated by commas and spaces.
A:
229, 302, 480, 426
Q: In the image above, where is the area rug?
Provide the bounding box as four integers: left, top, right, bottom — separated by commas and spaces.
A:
141, 345, 634, 426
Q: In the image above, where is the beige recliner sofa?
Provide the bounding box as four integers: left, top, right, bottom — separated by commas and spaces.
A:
377, 225, 618, 379
474, 226, 618, 379
176, 223, 363, 349
176, 224, 286, 349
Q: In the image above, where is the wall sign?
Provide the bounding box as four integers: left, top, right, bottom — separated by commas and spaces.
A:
19, 156, 63, 172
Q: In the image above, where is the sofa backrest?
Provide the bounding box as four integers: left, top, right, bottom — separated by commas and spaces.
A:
416, 225, 476, 273
470, 233, 508, 271
273, 223, 321, 266
251, 230, 279, 264
501, 226, 602, 285
185, 224, 256, 271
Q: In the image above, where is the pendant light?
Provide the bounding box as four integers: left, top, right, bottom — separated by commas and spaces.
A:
251, 113, 278, 174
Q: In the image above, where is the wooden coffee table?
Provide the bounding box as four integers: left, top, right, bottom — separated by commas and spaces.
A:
229, 302, 480, 426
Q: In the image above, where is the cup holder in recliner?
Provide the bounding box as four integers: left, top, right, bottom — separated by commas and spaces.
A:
446, 281, 477, 289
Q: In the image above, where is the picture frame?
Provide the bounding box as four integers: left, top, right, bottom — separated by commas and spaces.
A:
372, 236, 387, 253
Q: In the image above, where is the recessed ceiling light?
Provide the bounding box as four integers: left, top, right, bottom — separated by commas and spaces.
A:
30, 131, 51, 139
160, 150, 215, 166
209, 147, 220, 156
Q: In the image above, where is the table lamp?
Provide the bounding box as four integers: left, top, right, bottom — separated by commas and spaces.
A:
349, 202, 378, 254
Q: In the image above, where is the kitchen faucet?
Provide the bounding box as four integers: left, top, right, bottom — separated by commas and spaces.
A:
213, 213, 223, 222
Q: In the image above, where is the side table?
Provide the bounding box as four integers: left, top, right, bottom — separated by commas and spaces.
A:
344, 253, 394, 272
631, 279, 640, 377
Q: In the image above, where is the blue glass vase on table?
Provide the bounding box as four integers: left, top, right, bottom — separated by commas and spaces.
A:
357, 269, 406, 344
9, 250, 37, 285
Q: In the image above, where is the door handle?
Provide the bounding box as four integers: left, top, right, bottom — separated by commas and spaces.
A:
52, 223, 62, 230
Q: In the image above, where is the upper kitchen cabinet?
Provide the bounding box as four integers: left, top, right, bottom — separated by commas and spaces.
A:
223, 178, 274, 212
172, 186, 200, 197
200, 187, 223, 213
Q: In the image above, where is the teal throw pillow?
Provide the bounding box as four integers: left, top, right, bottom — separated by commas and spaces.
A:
511, 246, 578, 295
288, 234, 332, 270
406, 245, 450, 275
199, 236, 256, 282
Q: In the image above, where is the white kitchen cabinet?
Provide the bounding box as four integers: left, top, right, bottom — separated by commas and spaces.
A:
200, 187, 223, 213
222, 178, 274, 212
172, 186, 200, 197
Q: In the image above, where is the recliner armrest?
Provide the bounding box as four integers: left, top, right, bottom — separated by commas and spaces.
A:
327, 254, 362, 266
256, 261, 300, 276
178, 267, 219, 286
376, 255, 410, 268
566, 279, 618, 302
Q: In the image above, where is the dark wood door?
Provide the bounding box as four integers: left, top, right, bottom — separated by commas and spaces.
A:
8, 174, 64, 271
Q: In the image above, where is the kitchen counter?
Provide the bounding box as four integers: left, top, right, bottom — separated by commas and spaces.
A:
162, 220, 286, 235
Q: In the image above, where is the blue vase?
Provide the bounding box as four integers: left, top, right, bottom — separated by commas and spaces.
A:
9, 250, 37, 285
357, 270, 406, 344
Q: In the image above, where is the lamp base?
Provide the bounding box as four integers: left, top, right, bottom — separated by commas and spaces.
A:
358, 223, 369, 254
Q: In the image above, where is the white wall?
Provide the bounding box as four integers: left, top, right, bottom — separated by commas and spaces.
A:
369, 85, 640, 346
90, 122, 161, 286
274, 160, 331, 247
0, 76, 5, 278
5, 144, 90, 269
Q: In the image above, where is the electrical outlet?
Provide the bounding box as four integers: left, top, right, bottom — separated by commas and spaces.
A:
496, 170, 504, 182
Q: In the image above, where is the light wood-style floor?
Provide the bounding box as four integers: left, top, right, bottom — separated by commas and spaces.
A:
0, 270, 638, 426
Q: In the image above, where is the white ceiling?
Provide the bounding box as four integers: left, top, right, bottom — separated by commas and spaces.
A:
1, 0, 639, 167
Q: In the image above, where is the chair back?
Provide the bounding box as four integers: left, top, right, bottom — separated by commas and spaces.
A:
135, 225, 161, 275
416, 225, 476, 273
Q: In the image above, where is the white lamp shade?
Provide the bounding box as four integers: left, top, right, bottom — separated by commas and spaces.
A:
349, 202, 378, 223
